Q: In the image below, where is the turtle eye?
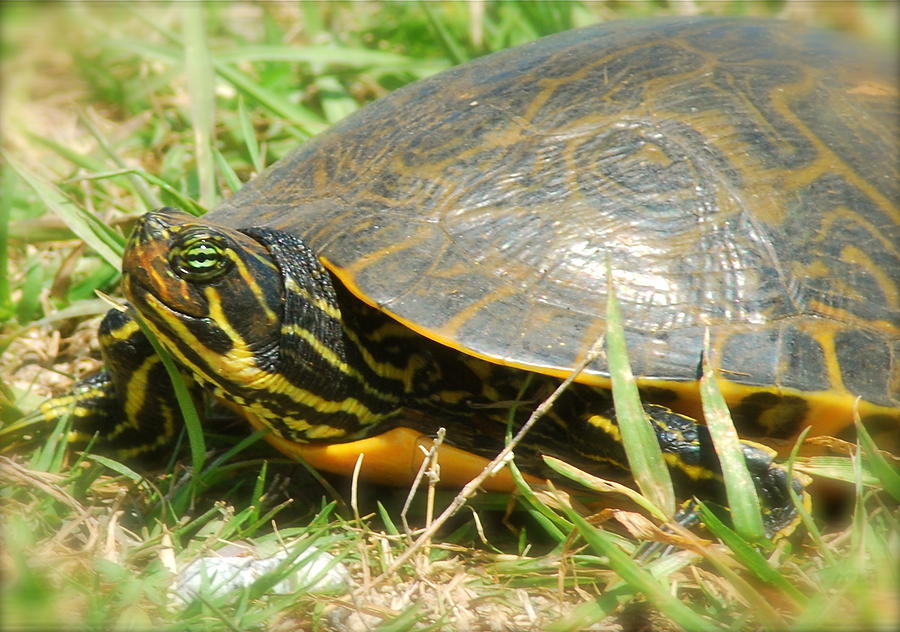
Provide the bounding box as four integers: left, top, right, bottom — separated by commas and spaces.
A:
170, 231, 233, 282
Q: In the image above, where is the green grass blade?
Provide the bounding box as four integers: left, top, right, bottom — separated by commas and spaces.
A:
561, 504, 720, 631
1, 170, 16, 321
213, 61, 324, 133
518, 0, 576, 35
133, 315, 205, 477
376, 501, 400, 537
502, 374, 572, 540
542, 455, 667, 522
213, 148, 243, 194
249, 460, 267, 524
786, 429, 836, 566
15, 260, 42, 324
315, 75, 359, 125
29, 411, 72, 473
117, 39, 438, 73
796, 455, 879, 486
201, 429, 267, 479
547, 583, 635, 632
26, 134, 110, 174
420, 0, 468, 64
849, 448, 868, 560
85, 454, 145, 483
373, 603, 426, 632
689, 503, 790, 629
184, 4, 217, 209
699, 333, 766, 542
551, 549, 700, 630
214, 45, 434, 70
694, 502, 806, 604
73, 169, 206, 216
605, 277, 675, 517
11, 298, 110, 329
106, 38, 329, 135
78, 112, 162, 211
4, 153, 123, 268
855, 416, 900, 501
506, 460, 569, 542
237, 97, 263, 174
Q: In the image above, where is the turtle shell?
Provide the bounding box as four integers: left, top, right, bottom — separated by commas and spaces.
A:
212, 17, 899, 436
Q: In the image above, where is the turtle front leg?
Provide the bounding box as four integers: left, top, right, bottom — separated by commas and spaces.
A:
39, 308, 188, 462
579, 403, 809, 539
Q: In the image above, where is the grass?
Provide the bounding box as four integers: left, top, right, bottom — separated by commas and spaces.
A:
1, 1, 898, 630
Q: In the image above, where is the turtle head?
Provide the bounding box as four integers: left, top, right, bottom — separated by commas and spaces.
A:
122, 208, 284, 378
121, 208, 384, 438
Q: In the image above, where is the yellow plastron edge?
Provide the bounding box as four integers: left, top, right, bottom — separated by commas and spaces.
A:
241, 411, 543, 492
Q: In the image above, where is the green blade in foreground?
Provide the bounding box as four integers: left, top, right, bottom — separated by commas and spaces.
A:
700, 332, 766, 542
605, 277, 675, 518
133, 315, 206, 478
856, 416, 900, 502
560, 505, 721, 632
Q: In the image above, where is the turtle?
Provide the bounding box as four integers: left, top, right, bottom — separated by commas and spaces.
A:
40, 16, 899, 539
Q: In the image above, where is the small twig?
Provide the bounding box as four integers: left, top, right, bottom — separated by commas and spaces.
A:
357, 335, 606, 593
350, 453, 372, 590
424, 428, 445, 531
350, 452, 364, 525
469, 506, 490, 548
400, 427, 446, 537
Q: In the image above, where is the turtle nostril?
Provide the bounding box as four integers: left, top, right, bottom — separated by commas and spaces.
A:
131, 208, 195, 244
139, 216, 169, 241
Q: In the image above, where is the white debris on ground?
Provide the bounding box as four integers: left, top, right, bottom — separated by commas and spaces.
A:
172, 541, 350, 606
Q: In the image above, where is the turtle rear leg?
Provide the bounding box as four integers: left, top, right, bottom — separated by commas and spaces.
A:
579, 403, 809, 539
39, 308, 188, 462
